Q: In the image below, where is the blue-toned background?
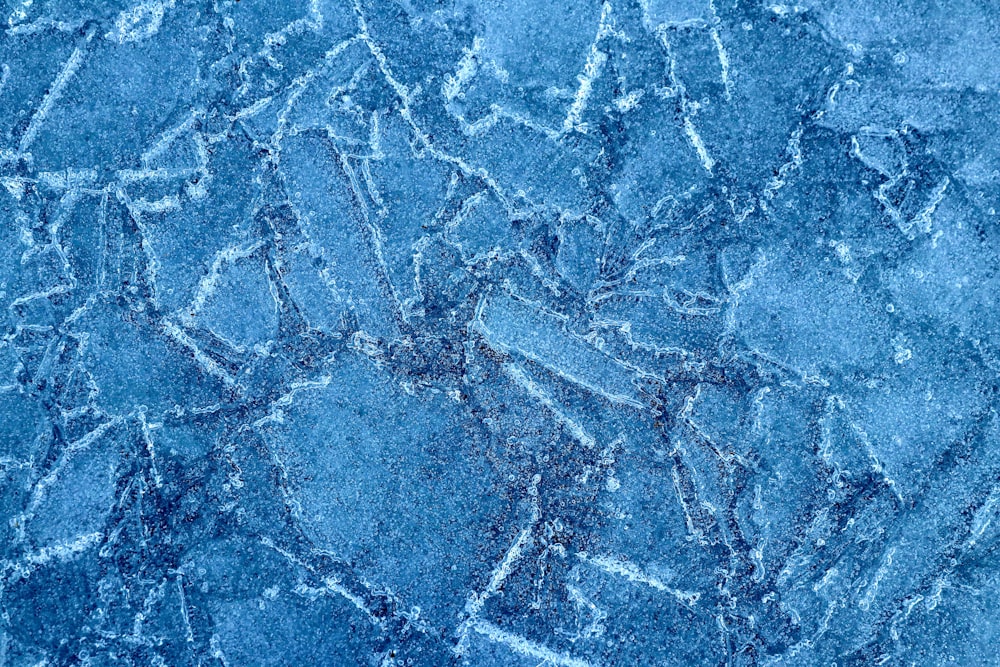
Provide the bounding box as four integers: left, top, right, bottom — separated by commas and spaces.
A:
1, 1, 998, 665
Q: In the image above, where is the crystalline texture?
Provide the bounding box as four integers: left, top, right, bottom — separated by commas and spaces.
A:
1, 1, 999, 666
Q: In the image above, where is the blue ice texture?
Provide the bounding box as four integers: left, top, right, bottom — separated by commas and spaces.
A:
1, 0, 999, 665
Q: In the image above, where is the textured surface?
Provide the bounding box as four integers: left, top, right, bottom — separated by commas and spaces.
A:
2, 1, 1000, 665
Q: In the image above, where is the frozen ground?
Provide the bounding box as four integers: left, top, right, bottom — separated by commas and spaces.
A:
1, 1, 1000, 665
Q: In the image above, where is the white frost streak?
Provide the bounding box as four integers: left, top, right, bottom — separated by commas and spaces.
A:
442, 37, 483, 102
505, 363, 596, 449
25, 532, 103, 567
470, 619, 594, 667
185, 242, 265, 321
656, 23, 717, 174
563, 48, 607, 134
466, 525, 532, 619
105, 0, 173, 44
762, 126, 804, 206
162, 319, 237, 387
859, 546, 896, 611
455, 477, 541, 657
909, 177, 949, 235
26, 419, 120, 516
709, 26, 732, 100
259, 536, 383, 628
563, 3, 616, 134
577, 552, 701, 606
708, 0, 733, 100
20, 44, 87, 153
684, 116, 715, 173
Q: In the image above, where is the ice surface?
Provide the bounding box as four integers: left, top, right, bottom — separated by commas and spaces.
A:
2, 1, 1000, 665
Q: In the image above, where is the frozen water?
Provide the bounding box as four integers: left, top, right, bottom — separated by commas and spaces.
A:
2, 1, 1000, 665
